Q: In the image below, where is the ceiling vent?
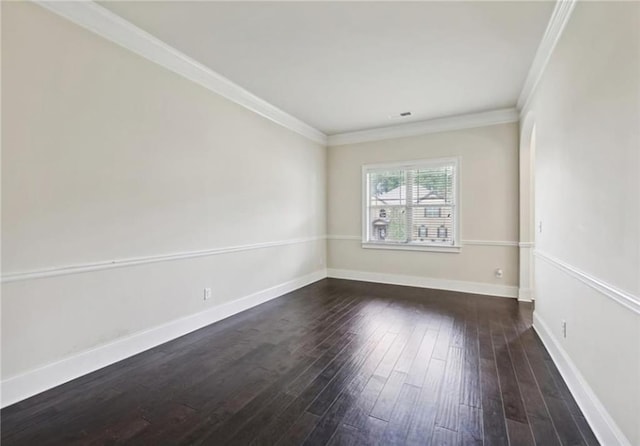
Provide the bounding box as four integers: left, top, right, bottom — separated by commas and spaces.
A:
389, 111, 412, 120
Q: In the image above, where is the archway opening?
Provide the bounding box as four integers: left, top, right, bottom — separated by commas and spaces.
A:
519, 114, 536, 301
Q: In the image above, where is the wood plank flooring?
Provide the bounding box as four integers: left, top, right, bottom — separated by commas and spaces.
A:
0, 279, 599, 445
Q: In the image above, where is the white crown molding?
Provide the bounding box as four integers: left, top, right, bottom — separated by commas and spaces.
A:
535, 250, 640, 315
533, 313, 632, 446
517, 0, 578, 114
327, 268, 518, 298
33, 0, 327, 145
327, 108, 519, 147
1, 235, 326, 283
31, 0, 577, 145
1, 269, 327, 407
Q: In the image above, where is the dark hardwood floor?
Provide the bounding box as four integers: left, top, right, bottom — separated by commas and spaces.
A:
1, 279, 599, 445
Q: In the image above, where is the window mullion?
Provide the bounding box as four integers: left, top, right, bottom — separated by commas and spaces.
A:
405, 169, 414, 243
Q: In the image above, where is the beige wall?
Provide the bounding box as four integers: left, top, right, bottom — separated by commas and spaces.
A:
1, 4, 326, 380
528, 1, 640, 444
327, 123, 519, 290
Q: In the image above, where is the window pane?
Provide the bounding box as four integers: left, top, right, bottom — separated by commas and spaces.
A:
368, 170, 405, 206
368, 206, 406, 242
364, 159, 457, 248
411, 205, 455, 244
412, 166, 455, 205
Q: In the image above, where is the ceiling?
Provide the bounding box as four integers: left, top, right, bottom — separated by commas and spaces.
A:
100, 1, 554, 135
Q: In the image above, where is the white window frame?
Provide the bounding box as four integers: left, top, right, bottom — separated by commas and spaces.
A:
361, 157, 461, 253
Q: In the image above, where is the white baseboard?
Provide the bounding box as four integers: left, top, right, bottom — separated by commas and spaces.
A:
518, 287, 533, 302
327, 268, 517, 298
533, 313, 631, 446
0, 269, 327, 408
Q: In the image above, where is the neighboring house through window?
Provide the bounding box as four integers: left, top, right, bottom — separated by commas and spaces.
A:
362, 157, 460, 252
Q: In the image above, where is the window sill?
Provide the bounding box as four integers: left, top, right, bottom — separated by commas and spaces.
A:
361, 242, 461, 253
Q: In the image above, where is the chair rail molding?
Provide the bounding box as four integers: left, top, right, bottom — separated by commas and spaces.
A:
462, 240, 519, 247
535, 250, 640, 315
1, 235, 326, 283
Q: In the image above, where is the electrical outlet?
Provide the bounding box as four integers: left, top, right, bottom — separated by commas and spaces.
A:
538, 220, 543, 234
562, 320, 567, 338
204, 287, 212, 301
495, 268, 503, 279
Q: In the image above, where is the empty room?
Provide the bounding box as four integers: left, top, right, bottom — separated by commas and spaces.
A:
1, 1, 638, 445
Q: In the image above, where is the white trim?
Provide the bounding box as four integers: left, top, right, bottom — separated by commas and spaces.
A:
517, 0, 578, 113
31, 0, 577, 143
535, 250, 640, 315
519, 245, 535, 302
327, 235, 519, 248
463, 240, 519, 247
518, 288, 533, 302
362, 242, 461, 253
362, 163, 369, 243
1, 235, 325, 283
327, 235, 362, 241
327, 268, 518, 298
361, 157, 461, 171
0, 269, 327, 408
327, 108, 519, 146
518, 110, 536, 306
361, 157, 461, 250
533, 313, 632, 446
33, 1, 327, 145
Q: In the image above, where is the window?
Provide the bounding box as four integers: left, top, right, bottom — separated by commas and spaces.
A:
362, 157, 460, 252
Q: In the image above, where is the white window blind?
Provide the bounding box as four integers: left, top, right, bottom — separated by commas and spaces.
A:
362, 158, 460, 251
